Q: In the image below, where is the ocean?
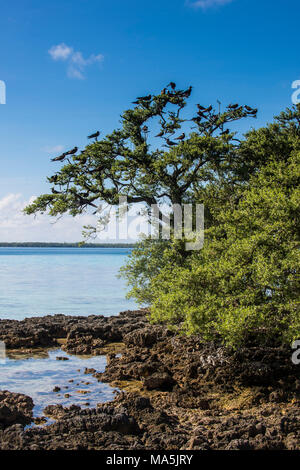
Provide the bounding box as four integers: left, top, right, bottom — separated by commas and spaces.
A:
0, 247, 137, 320
0, 246, 138, 415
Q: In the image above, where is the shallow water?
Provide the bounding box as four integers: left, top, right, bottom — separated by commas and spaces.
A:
0, 349, 117, 417
0, 247, 137, 320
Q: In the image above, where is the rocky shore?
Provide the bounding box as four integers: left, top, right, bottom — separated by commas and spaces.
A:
0, 309, 299, 450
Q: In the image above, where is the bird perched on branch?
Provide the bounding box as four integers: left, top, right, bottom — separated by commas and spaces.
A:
51, 152, 67, 162
192, 117, 202, 124
183, 86, 192, 97
175, 133, 185, 141
155, 130, 165, 137
167, 82, 176, 90
66, 147, 78, 155
49, 175, 58, 183
166, 138, 176, 146
88, 131, 100, 140
137, 94, 152, 101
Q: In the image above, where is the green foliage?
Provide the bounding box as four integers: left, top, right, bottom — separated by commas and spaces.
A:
148, 152, 300, 347
119, 238, 187, 304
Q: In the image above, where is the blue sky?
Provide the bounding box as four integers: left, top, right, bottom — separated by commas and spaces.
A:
0, 0, 299, 241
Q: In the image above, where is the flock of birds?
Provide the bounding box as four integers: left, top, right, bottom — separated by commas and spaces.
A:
51, 82, 258, 161
51, 131, 100, 162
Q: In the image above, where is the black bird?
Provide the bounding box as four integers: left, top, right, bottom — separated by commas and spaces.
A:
228, 103, 239, 109
88, 131, 100, 140
175, 133, 185, 141
168, 82, 176, 90
155, 130, 165, 137
192, 117, 202, 124
137, 94, 152, 101
51, 152, 67, 162
65, 146, 78, 155
183, 86, 192, 97
49, 175, 58, 183
166, 138, 176, 146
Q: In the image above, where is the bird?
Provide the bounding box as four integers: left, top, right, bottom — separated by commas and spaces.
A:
228, 103, 239, 109
66, 146, 78, 155
49, 175, 58, 183
166, 138, 176, 146
183, 86, 192, 97
137, 94, 152, 101
192, 117, 202, 124
168, 82, 176, 90
51, 152, 67, 162
175, 133, 185, 141
88, 131, 100, 140
155, 130, 165, 137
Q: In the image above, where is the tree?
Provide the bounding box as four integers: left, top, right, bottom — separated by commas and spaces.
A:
147, 148, 300, 348
25, 83, 258, 237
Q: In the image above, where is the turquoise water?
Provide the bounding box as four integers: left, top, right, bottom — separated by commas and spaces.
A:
0, 247, 137, 320
0, 247, 137, 416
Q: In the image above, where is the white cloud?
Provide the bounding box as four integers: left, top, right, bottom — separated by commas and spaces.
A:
49, 43, 73, 61
48, 43, 104, 79
188, 0, 234, 9
42, 145, 64, 154
0, 193, 97, 242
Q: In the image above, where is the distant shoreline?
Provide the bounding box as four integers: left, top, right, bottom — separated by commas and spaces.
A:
0, 242, 136, 248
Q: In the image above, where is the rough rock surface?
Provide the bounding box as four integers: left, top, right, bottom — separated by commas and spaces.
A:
0, 391, 33, 430
0, 310, 300, 450
0, 309, 148, 353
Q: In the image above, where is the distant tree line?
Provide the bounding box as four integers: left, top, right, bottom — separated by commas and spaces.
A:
0, 242, 136, 248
